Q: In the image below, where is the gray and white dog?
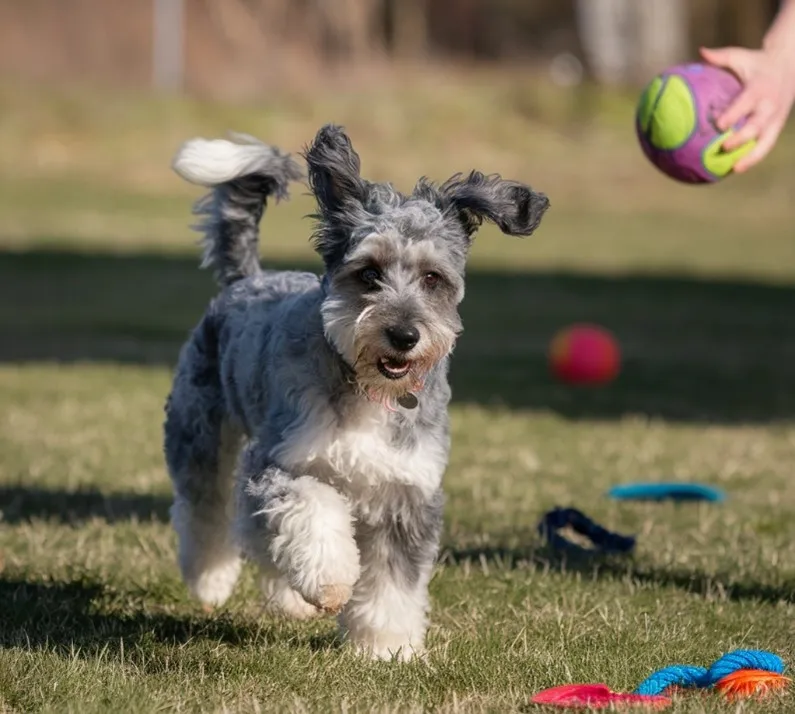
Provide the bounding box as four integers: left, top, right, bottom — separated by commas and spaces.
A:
164, 124, 549, 660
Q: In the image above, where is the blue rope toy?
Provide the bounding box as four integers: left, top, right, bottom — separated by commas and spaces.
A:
634, 649, 786, 696
538, 507, 635, 554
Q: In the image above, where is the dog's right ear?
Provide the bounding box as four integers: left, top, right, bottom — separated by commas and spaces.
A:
303, 124, 368, 219
303, 124, 369, 267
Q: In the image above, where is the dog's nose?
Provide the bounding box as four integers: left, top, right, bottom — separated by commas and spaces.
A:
385, 325, 420, 352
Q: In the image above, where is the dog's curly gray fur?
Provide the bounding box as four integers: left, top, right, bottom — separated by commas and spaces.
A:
164, 124, 549, 660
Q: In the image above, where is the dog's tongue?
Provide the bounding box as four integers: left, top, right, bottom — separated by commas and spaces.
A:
381, 358, 410, 375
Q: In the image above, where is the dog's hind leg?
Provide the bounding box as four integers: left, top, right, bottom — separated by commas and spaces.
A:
165, 325, 243, 607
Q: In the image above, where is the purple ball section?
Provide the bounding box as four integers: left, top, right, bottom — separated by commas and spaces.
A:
636, 63, 744, 184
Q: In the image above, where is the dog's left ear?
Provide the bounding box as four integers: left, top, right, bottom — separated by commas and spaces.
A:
437, 171, 549, 238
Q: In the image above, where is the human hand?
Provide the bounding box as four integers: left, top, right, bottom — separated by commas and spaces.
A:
700, 45, 795, 171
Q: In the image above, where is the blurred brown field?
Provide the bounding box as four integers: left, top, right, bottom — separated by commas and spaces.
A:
1, 70, 793, 283
0, 0, 779, 95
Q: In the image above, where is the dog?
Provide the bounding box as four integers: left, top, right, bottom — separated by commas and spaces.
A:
164, 124, 549, 660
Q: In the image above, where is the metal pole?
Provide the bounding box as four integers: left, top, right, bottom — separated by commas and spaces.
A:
153, 0, 184, 91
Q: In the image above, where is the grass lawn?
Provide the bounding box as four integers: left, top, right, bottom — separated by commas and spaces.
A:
1, 78, 795, 712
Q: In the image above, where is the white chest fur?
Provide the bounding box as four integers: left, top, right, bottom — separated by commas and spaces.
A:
271, 401, 446, 512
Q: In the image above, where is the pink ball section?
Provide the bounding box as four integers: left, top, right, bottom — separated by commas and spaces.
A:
549, 324, 621, 386
636, 63, 745, 184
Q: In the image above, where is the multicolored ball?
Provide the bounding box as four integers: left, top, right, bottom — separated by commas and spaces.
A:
548, 324, 620, 385
636, 63, 756, 183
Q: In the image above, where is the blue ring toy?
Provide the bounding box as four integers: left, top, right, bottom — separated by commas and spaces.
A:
608, 483, 726, 503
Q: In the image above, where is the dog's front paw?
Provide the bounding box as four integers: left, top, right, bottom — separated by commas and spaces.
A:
261, 575, 323, 620
265, 475, 361, 616
348, 629, 426, 662
285, 556, 358, 615
313, 583, 353, 614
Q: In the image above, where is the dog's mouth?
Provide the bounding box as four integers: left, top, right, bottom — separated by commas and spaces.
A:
377, 356, 412, 380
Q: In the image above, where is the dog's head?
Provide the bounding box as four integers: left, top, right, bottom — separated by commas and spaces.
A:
304, 124, 549, 407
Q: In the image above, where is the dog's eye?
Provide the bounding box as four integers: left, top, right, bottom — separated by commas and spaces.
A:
359, 267, 381, 287
423, 271, 442, 289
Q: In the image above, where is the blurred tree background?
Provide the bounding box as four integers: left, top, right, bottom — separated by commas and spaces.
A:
0, 0, 782, 98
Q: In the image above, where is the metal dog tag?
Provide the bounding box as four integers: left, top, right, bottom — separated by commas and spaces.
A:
397, 393, 419, 410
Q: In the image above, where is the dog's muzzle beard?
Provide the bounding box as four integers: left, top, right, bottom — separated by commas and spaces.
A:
321, 285, 458, 409
325, 321, 454, 410
352, 344, 436, 409
346, 323, 457, 410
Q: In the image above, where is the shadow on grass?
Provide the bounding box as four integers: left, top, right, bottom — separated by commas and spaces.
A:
0, 576, 340, 656
2, 560, 790, 666
8, 486, 791, 606
442, 544, 795, 605
0, 486, 172, 524
3, 246, 795, 423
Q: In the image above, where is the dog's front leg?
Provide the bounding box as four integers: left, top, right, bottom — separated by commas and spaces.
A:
241, 464, 361, 615
340, 488, 444, 661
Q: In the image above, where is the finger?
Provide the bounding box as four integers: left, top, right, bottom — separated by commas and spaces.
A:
699, 46, 733, 66
724, 98, 776, 149
717, 90, 758, 132
699, 46, 750, 81
722, 121, 758, 151
733, 117, 785, 172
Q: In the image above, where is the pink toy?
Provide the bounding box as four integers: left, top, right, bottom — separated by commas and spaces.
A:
531, 684, 671, 709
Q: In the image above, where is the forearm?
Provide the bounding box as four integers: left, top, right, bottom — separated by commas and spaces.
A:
764, 0, 795, 61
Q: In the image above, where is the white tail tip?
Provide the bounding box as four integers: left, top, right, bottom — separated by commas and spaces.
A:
172, 134, 277, 187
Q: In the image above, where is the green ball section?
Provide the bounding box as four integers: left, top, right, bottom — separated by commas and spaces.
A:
637, 77, 662, 133
637, 74, 697, 150
703, 131, 756, 178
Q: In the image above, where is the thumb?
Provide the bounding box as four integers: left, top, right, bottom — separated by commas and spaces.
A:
699, 46, 752, 82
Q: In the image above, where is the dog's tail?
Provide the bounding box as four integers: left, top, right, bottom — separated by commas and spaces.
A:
172, 133, 304, 288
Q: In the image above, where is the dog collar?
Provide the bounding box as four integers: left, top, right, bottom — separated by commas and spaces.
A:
397, 393, 419, 409
326, 335, 357, 383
